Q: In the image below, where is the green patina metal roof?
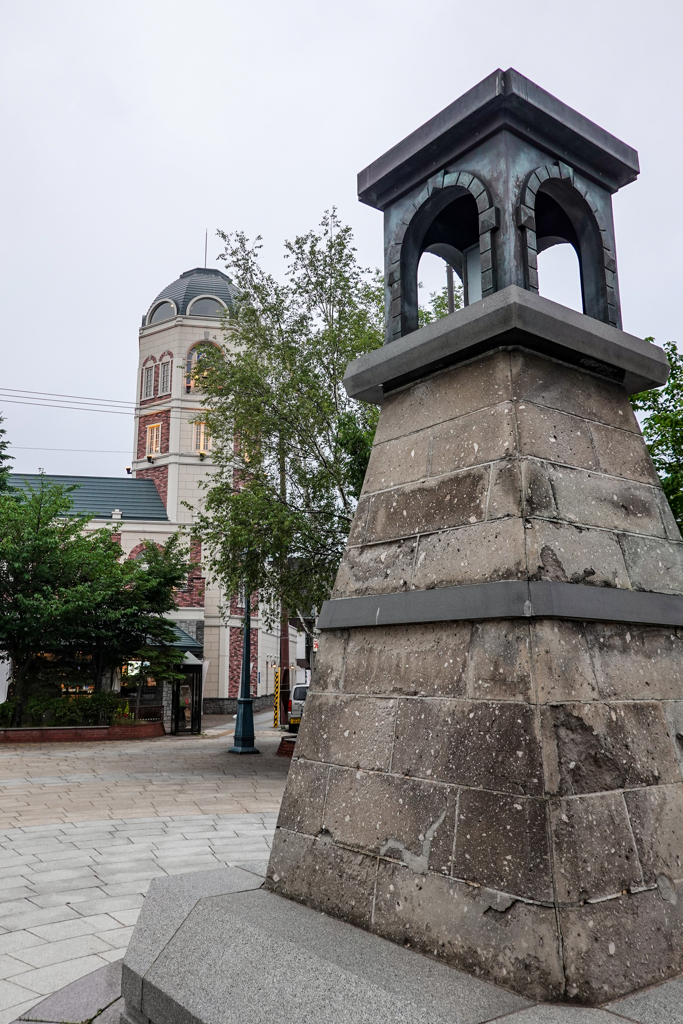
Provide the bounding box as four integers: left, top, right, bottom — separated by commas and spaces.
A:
9, 474, 169, 521
168, 625, 203, 655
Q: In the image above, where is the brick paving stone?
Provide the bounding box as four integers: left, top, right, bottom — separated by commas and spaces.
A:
0, 726, 288, 1005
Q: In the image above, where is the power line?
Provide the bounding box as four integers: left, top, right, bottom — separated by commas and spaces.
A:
0, 397, 132, 416
11, 446, 130, 454
0, 387, 135, 407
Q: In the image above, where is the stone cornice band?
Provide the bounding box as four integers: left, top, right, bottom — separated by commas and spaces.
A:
342, 286, 669, 404
317, 580, 683, 630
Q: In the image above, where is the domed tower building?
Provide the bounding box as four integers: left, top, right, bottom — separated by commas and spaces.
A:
134, 267, 236, 523
7, 266, 301, 719
127, 267, 291, 715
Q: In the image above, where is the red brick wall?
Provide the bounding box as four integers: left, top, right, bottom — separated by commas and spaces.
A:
136, 465, 169, 508
128, 541, 156, 560
175, 539, 205, 608
229, 592, 258, 616
137, 409, 171, 460
229, 626, 258, 698
129, 538, 205, 608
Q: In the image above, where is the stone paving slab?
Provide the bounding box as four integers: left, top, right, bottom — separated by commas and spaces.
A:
0, 812, 277, 1014
0, 726, 288, 1015
606, 977, 683, 1023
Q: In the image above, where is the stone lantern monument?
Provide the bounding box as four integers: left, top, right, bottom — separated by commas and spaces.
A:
119, 71, 683, 1022
267, 69, 683, 1003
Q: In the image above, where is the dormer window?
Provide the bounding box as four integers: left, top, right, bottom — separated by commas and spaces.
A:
188, 296, 225, 317
148, 301, 176, 324
143, 365, 155, 399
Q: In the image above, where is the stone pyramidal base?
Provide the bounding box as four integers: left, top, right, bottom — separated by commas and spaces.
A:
267, 337, 683, 1005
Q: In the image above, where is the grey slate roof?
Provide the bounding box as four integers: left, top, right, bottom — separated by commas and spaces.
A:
146, 267, 239, 323
9, 474, 169, 521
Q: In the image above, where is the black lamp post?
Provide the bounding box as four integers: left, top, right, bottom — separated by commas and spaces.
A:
229, 587, 259, 755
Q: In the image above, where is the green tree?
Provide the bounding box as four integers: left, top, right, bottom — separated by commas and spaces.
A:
0, 415, 12, 491
631, 339, 683, 531
418, 280, 463, 328
0, 476, 189, 722
192, 210, 383, 621
63, 534, 190, 692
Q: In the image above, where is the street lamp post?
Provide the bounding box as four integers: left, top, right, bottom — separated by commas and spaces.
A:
229, 589, 259, 755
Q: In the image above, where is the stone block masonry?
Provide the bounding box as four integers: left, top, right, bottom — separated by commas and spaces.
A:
267, 346, 683, 1005
341, 349, 681, 598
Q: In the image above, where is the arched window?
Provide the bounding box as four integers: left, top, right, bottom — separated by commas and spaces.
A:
159, 359, 171, 395
188, 296, 225, 317
185, 343, 217, 392
148, 301, 176, 325
142, 363, 156, 400
399, 186, 486, 336
186, 346, 200, 392
520, 168, 613, 325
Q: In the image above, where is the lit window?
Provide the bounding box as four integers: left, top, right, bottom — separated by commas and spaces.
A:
143, 365, 155, 399
147, 424, 161, 454
189, 296, 225, 317
149, 301, 175, 324
193, 421, 210, 452
186, 345, 209, 392
159, 361, 171, 394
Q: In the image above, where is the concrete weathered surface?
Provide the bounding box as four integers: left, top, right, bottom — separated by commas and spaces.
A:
268, 348, 683, 1004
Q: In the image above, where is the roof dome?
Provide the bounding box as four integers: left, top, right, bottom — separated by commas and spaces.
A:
144, 267, 239, 325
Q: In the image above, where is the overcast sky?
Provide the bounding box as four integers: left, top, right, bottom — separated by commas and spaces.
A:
1, 0, 680, 478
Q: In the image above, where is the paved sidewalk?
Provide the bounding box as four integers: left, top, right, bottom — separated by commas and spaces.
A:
0, 717, 285, 830
0, 721, 289, 1019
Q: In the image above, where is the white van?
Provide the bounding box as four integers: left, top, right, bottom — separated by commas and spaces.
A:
288, 683, 309, 732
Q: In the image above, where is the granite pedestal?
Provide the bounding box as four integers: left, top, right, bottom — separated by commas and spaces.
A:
115, 865, 683, 1024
